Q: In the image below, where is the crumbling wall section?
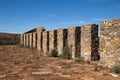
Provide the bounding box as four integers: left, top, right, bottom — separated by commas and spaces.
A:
68, 27, 81, 58
49, 30, 57, 53
57, 29, 68, 55
36, 27, 45, 51
100, 18, 120, 68
43, 31, 49, 53
81, 24, 99, 61
33, 32, 37, 49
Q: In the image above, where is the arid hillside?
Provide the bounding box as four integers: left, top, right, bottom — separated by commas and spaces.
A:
0, 45, 120, 80
0, 32, 20, 45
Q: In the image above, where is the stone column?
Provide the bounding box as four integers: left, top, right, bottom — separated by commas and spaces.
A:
33, 32, 37, 49
36, 27, 45, 51
100, 18, 120, 68
23, 34, 26, 46
20, 34, 23, 45
43, 31, 49, 53
68, 27, 81, 59
57, 29, 68, 55
26, 34, 29, 46
81, 24, 98, 61
49, 30, 57, 53
29, 33, 33, 48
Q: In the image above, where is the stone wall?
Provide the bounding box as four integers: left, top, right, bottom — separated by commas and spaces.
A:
29, 33, 33, 48
43, 31, 49, 53
81, 24, 99, 61
49, 30, 57, 53
100, 18, 120, 68
36, 27, 45, 51
68, 26, 81, 58
21, 18, 120, 68
57, 29, 68, 55
33, 32, 37, 48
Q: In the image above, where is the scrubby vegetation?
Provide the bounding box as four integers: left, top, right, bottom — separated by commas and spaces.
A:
112, 64, 120, 74
60, 44, 72, 59
49, 48, 58, 57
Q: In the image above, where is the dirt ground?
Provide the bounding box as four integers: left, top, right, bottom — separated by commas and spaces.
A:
0, 45, 120, 80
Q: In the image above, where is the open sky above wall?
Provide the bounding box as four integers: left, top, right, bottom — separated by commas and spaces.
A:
0, 0, 120, 33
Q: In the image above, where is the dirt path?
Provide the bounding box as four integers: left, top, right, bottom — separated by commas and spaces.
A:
0, 45, 120, 80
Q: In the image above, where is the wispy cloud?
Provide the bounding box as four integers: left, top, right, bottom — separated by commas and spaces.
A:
90, 18, 105, 21
61, 20, 86, 25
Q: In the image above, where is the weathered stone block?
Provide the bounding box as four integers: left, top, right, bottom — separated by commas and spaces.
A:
57, 29, 68, 55
20, 34, 23, 44
33, 32, 37, 49
100, 18, 120, 68
49, 30, 57, 53
68, 26, 81, 59
36, 27, 45, 51
43, 31, 49, 53
81, 24, 99, 61
29, 33, 33, 48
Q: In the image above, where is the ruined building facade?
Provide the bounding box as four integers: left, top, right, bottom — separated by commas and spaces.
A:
21, 18, 120, 68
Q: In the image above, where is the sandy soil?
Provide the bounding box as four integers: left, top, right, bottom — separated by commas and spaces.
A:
0, 45, 120, 80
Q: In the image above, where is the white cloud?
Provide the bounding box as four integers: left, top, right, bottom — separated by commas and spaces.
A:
61, 20, 86, 25
90, 18, 104, 21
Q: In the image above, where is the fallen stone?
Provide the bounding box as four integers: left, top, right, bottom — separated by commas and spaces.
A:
0, 75, 6, 79
109, 73, 118, 77
32, 71, 52, 75
81, 77, 95, 80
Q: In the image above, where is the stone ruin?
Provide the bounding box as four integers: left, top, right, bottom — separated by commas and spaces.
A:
20, 18, 120, 68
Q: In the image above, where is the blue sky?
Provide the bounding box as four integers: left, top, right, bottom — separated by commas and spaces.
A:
0, 0, 120, 33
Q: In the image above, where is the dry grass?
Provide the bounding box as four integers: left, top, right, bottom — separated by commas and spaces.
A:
0, 45, 120, 80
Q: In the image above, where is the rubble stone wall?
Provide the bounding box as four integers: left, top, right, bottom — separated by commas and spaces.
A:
68, 27, 81, 58
36, 27, 45, 51
49, 30, 57, 53
43, 31, 49, 53
57, 29, 68, 55
100, 18, 120, 68
21, 18, 120, 67
81, 24, 99, 61
33, 32, 37, 48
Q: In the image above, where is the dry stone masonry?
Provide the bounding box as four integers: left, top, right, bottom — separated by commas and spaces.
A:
21, 18, 120, 68
100, 18, 120, 68
57, 29, 68, 55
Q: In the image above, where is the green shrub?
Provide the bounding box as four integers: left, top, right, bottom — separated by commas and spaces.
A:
76, 56, 84, 63
112, 64, 120, 74
62, 44, 72, 59
50, 48, 58, 57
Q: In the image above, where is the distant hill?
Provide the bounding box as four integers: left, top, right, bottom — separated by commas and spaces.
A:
0, 32, 20, 45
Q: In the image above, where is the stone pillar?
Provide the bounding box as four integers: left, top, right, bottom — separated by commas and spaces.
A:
81, 24, 99, 61
36, 27, 45, 51
29, 33, 33, 48
100, 18, 120, 68
20, 34, 23, 45
43, 31, 49, 53
68, 27, 81, 59
57, 29, 68, 55
49, 30, 57, 53
23, 34, 26, 45
33, 32, 37, 49
26, 34, 29, 46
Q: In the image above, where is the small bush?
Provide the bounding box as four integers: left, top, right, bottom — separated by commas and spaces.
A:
18, 43, 24, 48
62, 44, 72, 59
76, 56, 84, 63
112, 64, 120, 74
50, 48, 58, 57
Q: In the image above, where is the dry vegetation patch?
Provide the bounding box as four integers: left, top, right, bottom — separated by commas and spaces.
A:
0, 45, 120, 80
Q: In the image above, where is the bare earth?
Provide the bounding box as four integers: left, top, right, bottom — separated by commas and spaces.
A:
0, 45, 120, 80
